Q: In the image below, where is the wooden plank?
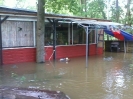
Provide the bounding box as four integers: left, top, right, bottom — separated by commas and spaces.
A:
2, 21, 34, 47
98, 41, 103, 47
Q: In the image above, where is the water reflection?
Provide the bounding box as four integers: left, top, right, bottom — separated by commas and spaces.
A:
1, 52, 133, 99
103, 52, 133, 99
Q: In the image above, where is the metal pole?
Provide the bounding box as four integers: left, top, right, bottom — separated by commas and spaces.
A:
124, 40, 126, 53
68, 23, 70, 45
95, 26, 98, 54
72, 22, 73, 45
33, 21, 36, 47
86, 27, 89, 68
53, 19, 56, 60
0, 15, 2, 65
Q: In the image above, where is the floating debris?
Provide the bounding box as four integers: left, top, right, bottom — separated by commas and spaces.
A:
11, 65, 18, 68
28, 80, 35, 82
11, 73, 18, 77
103, 56, 113, 61
59, 57, 70, 62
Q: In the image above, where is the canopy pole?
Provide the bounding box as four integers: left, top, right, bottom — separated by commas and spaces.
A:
72, 22, 73, 45
68, 23, 70, 45
95, 26, 98, 54
85, 26, 89, 68
124, 40, 126, 53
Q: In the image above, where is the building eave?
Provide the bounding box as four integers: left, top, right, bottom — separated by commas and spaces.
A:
0, 6, 111, 22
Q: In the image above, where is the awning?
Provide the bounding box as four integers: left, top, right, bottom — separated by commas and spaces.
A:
69, 19, 131, 67
70, 19, 122, 26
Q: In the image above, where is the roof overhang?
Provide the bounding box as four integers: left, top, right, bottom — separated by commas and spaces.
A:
0, 6, 110, 21
70, 19, 123, 28
0, 6, 123, 27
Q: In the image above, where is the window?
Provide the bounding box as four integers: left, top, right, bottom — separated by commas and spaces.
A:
89, 29, 96, 43
73, 24, 96, 44
73, 24, 86, 44
44, 22, 96, 46
45, 22, 68, 46
45, 26, 53, 46
56, 24, 68, 45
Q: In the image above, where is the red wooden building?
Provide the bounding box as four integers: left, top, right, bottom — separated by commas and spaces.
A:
0, 7, 109, 65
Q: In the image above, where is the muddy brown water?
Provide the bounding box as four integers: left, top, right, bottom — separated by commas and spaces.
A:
1, 52, 133, 99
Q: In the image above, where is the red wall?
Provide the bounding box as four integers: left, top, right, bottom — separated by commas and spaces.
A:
97, 47, 103, 55
3, 48, 36, 64
3, 44, 103, 64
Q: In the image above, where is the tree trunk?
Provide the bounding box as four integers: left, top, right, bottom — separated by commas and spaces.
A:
36, 0, 45, 63
84, 0, 87, 17
125, 0, 131, 26
116, 0, 119, 22
80, 0, 87, 17
80, 0, 84, 16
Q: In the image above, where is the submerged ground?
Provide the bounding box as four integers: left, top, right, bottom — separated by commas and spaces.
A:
1, 52, 133, 99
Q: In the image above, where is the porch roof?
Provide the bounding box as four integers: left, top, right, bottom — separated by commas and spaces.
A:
0, 6, 124, 28
0, 6, 110, 22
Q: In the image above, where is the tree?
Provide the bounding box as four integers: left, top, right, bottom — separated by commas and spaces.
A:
45, 0, 80, 15
110, 0, 123, 23
45, 0, 107, 19
0, 0, 4, 5
15, 0, 37, 10
115, 0, 119, 22
15, 0, 26, 8
125, 0, 132, 26
36, 0, 45, 63
87, 0, 106, 19
80, 0, 88, 17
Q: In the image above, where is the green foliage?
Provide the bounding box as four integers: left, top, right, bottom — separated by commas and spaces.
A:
20, 76, 26, 81
11, 72, 26, 83
45, 0, 80, 15
125, 28, 133, 34
11, 72, 18, 77
45, 0, 133, 28
86, 0, 106, 19
0, 0, 4, 5
1, 0, 133, 29
45, 0, 107, 18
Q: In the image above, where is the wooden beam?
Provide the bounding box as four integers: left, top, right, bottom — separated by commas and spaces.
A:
1, 16, 9, 23
47, 18, 53, 25
0, 16, 9, 65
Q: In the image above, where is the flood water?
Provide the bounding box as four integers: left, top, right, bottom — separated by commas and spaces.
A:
1, 52, 133, 99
